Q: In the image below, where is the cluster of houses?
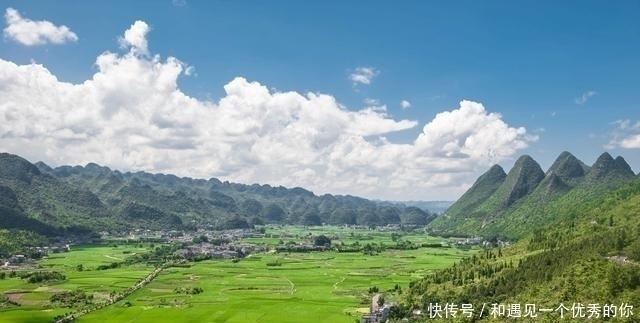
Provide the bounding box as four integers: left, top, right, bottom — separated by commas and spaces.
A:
172, 229, 267, 260
361, 294, 392, 323
2, 243, 71, 268
3, 254, 28, 267
99, 228, 269, 260
100, 228, 263, 244
452, 236, 511, 248
174, 241, 265, 260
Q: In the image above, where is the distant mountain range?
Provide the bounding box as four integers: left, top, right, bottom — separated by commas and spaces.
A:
428, 151, 639, 238
0, 152, 441, 237
377, 200, 453, 215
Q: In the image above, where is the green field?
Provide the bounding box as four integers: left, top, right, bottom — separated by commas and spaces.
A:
0, 244, 154, 323
1, 227, 476, 323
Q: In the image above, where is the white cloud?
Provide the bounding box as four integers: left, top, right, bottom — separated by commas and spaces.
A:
0, 21, 536, 200
3, 8, 78, 46
575, 90, 597, 105
618, 135, 640, 149
401, 100, 411, 109
606, 120, 640, 149
184, 65, 196, 76
364, 98, 379, 105
413, 100, 537, 163
118, 21, 150, 55
349, 66, 379, 85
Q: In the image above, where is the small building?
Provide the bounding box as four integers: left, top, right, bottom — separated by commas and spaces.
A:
7, 254, 27, 265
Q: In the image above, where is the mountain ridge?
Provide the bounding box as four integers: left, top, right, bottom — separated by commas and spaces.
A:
429, 151, 637, 238
0, 152, 440, 237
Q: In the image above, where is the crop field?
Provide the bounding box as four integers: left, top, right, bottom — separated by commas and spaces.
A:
77, 248, 472, 323
0, 244, 154, 323
243, 225, 446, 247
1, 227, 476, 323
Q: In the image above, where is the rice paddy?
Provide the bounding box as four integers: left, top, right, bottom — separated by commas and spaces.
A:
0, 226, 476, 323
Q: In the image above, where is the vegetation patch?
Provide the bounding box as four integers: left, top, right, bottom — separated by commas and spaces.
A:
50, 290, 94, 308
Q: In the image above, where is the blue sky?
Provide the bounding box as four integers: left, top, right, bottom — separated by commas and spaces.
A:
0, 1, 639, 200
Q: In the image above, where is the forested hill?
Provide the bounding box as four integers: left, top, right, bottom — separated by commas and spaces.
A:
398, 157, 640, 322
428, 151, 638, 239
0, 152, 436, 237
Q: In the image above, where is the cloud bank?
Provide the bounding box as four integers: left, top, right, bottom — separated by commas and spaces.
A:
3, 8, 78, 46
0, 21, 536, 200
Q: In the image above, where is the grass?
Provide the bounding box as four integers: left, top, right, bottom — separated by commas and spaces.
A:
1, 226, 476, 323
0, 244, 155, 322
78, 248, 472, 323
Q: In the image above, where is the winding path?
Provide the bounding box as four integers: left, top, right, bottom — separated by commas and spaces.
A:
54, 263, 168, 323
284, 277, 296, 295
333, 277, 345, 290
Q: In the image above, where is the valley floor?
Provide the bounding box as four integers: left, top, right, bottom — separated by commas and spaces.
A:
0, 226, 475, 323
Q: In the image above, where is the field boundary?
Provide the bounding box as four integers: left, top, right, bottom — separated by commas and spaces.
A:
54, 263, 168, 323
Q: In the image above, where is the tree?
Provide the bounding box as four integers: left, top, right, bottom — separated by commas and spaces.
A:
314, 234, 331, 247
220, 216, 252, 230
378, 206, 401, 224
360, 212, 381, 227
377, 295, 385, 307
302, 211, 322, 226
241, 199, 263, 216
263, 203, 285, 223
401, 207, 430, 225
329, 208, 357, 225
628, 239, 640, 261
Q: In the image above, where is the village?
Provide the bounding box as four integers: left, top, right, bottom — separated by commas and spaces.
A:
1, 226, 509, 270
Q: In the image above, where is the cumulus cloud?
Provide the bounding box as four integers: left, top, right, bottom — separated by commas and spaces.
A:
118, 20, 150, 55
3, 8, 78, 46
401, 100, 411, 109
606, 120, 640, 149
413, 101, 537, 162
575, 90, 597, 105
0, 21, 536, 200
349, 66, 379, 85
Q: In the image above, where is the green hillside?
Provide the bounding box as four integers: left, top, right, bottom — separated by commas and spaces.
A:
0, 153, 110, 233
395, 152, 640, 322
428, 165, 506, 235
429, 152, 637, 239
0, 152, 438, 243
399, 178, 640, 322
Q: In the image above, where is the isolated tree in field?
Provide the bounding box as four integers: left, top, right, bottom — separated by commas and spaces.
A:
314, 234, 331, 247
